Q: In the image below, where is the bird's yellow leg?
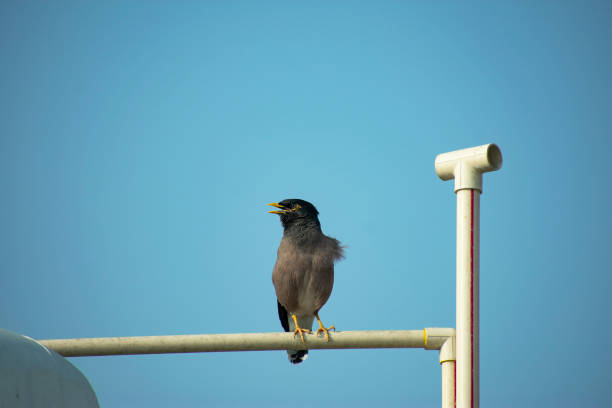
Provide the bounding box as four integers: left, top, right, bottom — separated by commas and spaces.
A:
314, 312, 335, 341
291, 314, 312, 344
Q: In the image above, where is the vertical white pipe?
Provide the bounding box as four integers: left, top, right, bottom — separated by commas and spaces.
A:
436, 143, 500, 408
438, 333, 456, 408
456, 189, 480, 408
441, 361, 456, 408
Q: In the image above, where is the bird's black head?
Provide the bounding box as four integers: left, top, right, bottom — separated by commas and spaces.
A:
268, 199, 321, 230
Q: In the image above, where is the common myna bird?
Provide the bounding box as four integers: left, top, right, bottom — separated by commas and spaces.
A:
268, 199, 344, 364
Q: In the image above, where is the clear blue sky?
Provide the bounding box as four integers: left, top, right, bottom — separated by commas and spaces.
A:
1, 2, 611, 407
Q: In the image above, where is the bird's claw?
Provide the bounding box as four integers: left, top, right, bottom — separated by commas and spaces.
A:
316, 325, 336, 341
293, 328, 312, 344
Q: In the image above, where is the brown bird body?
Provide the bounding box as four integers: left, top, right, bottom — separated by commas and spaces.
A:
273, 232, 339, 315
269, 199, 344, 364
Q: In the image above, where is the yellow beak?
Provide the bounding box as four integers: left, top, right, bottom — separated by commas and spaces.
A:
268, 202, 286, 214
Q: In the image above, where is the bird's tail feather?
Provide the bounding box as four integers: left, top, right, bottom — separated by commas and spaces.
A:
288, 349, 308, 364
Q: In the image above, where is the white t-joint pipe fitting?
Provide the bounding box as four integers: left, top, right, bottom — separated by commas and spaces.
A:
434, 144, 502, 192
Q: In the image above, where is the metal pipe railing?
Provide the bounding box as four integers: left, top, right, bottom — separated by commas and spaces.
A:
38, 329, 437, 358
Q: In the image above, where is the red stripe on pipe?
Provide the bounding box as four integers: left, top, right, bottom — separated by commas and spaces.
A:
470, 189, 474, 408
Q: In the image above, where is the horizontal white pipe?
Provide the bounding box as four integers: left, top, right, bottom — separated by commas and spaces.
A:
38, 329, 452, 357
